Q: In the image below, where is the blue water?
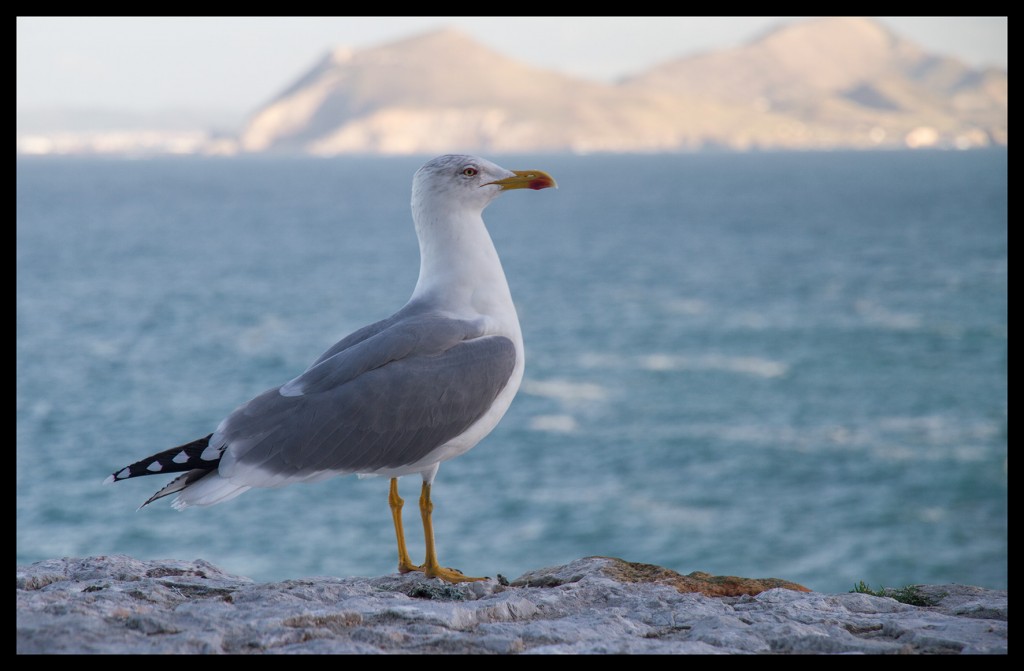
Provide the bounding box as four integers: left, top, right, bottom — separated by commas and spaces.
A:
16, 151, 1007, 593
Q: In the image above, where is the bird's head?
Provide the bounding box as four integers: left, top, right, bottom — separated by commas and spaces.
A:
412, 154, 556, 216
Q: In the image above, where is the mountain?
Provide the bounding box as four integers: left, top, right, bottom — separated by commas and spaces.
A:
238, 18, 1005, 155
239, 28, 705, 155
622, 17, 1006, 149
626, 18, 922, 105
243, 29, 560, 153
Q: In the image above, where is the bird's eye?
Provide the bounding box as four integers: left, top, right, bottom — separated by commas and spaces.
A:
462, 167, 478, 177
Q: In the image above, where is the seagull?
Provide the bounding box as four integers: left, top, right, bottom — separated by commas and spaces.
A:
105, 154, 556, 583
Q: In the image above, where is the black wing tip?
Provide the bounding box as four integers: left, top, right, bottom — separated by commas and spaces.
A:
105, 434, 216, 484
105, 466, 133, 484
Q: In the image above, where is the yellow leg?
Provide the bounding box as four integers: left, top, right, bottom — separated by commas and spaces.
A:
419, 481, 486, 583
389, 478, 421, 574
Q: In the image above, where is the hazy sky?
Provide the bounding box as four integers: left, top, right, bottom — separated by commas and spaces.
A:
17, 17, 1008, 121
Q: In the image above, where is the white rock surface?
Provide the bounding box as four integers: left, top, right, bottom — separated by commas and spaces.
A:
16, 555, 1006, 654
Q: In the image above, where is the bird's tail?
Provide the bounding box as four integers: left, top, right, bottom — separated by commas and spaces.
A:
104, 434, 220, 508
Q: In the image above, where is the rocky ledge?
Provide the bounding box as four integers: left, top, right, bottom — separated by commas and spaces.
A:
16, 555, 1006, 654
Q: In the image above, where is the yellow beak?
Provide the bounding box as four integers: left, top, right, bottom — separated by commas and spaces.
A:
485, 169, 557, 191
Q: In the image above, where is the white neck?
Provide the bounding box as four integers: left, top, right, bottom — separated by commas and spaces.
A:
409, 207, 516, 324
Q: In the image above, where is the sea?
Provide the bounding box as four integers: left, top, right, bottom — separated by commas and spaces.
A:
16, 150, 1007, 594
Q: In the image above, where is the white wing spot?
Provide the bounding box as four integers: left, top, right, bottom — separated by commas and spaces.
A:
172, 450, 190, 464
147, 461, 163, 472
117, 467, 131, 480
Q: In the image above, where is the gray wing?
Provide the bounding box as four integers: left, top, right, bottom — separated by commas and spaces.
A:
211, 314, 517, 486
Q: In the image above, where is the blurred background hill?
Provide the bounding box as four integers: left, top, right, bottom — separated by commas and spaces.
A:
17, 17, 1007, 155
